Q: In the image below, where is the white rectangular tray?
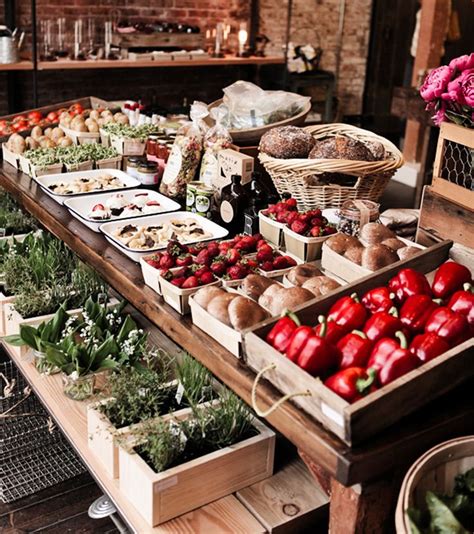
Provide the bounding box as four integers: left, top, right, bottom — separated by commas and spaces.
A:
100, 211, 229, 262
64, 189, 180, 232
33, 169, 141, 205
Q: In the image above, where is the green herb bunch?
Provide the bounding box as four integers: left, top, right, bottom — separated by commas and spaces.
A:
23, 144, 119, 168
0, 189, 37, 236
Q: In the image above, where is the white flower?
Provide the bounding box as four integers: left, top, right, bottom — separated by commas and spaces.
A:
69, 371, 79, 381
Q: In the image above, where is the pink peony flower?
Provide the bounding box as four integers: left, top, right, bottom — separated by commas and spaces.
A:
449, 53, 474, 73
420, 66, 453, 102
432, 102, 446, 126
459, 69, 474, 107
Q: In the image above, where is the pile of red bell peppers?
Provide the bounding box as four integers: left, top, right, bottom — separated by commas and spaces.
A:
266, 261, 473, 403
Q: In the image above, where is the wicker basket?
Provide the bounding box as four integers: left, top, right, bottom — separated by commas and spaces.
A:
259, 123, 404, 210
395, 436, 474, 534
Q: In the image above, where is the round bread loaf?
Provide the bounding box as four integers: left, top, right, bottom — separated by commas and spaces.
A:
309, 135, 375, 161
259, 126, 315, 159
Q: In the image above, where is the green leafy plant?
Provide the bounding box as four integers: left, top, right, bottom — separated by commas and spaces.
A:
175, 353, 214, 407
0, 189, 37, 236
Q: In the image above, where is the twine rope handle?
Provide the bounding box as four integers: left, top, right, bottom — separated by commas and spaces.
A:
353, 200, 371, 228
251, 363, 312, 418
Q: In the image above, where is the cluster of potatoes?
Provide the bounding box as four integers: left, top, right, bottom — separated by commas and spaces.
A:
59, 109, 129, 134
7, 126, 73, 154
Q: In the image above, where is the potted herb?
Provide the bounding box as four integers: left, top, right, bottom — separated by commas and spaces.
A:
22, 147, 63, 177
0, 189, 37, 237
3, 304, 77, 374
118, 390, 275, 525
57, 145, 93, 172
87, 353, 215, 478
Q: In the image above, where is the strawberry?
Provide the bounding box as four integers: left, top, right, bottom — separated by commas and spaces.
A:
175, 254, 193, 267
272, 256, 290, 270
145, 253, 162, 269
285, 198, 297, 208
310, 217, 324, 227
188, 243, 205, 255
171, 277, 186, 288
323, 226, 337, 235
285, 211, 299, 225
193, 264, 210, 278
309, 226, 323, 237
173, 267, 189, 278
199, 271, 215, 285
290, 220, 309, 235
181, 275, 199, 289
92, 203, 106, 211
159, 254, 175, 269
256, 244, 274, 263
210, 258, 227, 276
196, 249, 212, 266
227, 264, 249, 280
161, 269, 173, 281
234, 235, 257, 252
206, 242, 220, 258
260, 261, 274, 271
218, 241, 233, 253
257, 239, 269, 250
226, 248, 241, 265
245, 258, 258, 269
167, 240, 188, 257
298, 212, 313, 224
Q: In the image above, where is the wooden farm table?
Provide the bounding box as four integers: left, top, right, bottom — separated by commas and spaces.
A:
1, 163, 473, 533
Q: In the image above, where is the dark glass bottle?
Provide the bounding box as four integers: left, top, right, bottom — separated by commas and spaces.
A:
219, 174, 247, 235
243, 173, 266, 235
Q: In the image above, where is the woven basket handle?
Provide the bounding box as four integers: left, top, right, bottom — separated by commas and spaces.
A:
251, 363, 311, 418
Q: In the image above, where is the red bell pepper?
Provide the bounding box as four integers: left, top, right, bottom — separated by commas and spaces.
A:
432, 261, 472, 300
327, 293, 367, 334
361, 287, 395, 314
424, 307, 470, 346
409, 333, 450, 364
266, 311, 300, 353
400, 294, 440, 333
363, 307, 404, 342
325, 367, 377, 403
388, 268, 432, 304
314, 315, 346, 345
447, 283, 474, 327
337, 331, 373, 369
367, 332, 419, 386
286, 321, 340, 376
285, 326, 314, 363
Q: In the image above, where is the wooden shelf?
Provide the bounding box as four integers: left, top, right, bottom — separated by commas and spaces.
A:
37, 56, 285, 70
0, 163, 473, 494
0, 61, 34, 71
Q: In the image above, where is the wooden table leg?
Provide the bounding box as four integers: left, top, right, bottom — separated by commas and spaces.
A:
299, 449, 398, 534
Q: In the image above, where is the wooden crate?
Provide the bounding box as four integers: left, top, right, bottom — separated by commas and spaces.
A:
431, 121, 474, 211
321, 238, 425, 283
283, 226, 330, 262
259, 212, 285, 247
159, 275, 221, 316
0, 293, 15, 336
118, 410, 275, 526
417, 186, 474, 249
244, 240, 474, 446
112, 32, 204, 50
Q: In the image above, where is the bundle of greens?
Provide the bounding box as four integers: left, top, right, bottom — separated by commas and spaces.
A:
408, 468, 474, 534
0, 189, 37, 236
23, 144, 119, 168
101, 123, 159, 141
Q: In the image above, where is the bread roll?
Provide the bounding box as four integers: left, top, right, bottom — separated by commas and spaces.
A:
359, 223, 396, 245
309, 135, 375, 161
287, 264, 322, 286
228, 296, 269, 331
240, 274, 277, 301
302, 276, 341, 297
194, 286, 226, 310
207, 293, 238, 326
361, 244, 398, 271
259, 126, 315, 159
326, 233, 362, 254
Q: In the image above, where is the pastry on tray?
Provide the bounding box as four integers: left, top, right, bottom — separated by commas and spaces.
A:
48, 173, 125, 195
87, 192, 163, 221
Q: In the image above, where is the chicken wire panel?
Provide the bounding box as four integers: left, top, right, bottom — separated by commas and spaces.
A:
0, 436, 86, 503
440, 140, 474, 191
0, 359, 30, 413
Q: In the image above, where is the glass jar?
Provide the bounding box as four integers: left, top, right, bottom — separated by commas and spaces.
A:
126, 156, 143, 179
62, 373, 96, 401
136, 161, 160, 185
146, 134, 160, 158
33, 349, 60, 375
337, 200, 380, 236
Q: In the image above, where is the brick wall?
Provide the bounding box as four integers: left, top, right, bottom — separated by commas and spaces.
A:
259, 0, 373, 115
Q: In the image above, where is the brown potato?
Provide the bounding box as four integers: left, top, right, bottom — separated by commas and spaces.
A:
382, 237, 406, 251
207, 293, 238, 326
51, 127, 65, 142
302, 276, 341, 297
359, 222, 396, 245
397, 246, 422, 261
57, 136, 73, 147
25, 136, 39, 150
7, 133, 26, 154
31, 125, 43, 140
259, 285, 314, 316
228, 296, 268, 331
325, 233, 362, 254
344, 246, 364, 265
193, 286, 225, 310
361, 244, 398, 271
286, 263, 322, 286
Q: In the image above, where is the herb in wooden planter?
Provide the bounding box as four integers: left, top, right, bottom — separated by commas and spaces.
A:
0, 189, 37, 236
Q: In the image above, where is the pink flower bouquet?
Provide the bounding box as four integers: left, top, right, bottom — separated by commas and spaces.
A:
420, 53, 474, 128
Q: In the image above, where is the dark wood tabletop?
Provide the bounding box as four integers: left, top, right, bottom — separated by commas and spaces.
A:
2, 162, 473, 487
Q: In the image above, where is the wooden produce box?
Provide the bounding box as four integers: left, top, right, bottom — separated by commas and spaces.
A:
283, 226, 331, 262
417, 186, 474, 250
110, 136, 146, 156
118, 409, 275, 526
2, 144, 20, 170
244, 240, 474, 446
58, 125, 100, 146
112, 32, 204, 50
258, 211, 285, 247
159, 274, 221, 315
321, 238, 425, 283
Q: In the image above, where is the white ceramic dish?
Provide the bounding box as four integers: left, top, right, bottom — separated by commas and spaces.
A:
33, 169, 141, 205
64, 189, 181, 232
100, 211, 229, 262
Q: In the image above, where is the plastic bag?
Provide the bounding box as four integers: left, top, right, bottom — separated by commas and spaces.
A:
199, 105, 233, 187
160, 101, 209, 199
222, 81, 310, 130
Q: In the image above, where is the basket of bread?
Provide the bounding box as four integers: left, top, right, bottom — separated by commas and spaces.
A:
258, 123, 404, 210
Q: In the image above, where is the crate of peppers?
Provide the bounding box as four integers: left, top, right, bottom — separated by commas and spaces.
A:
244, 241, 473, 445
